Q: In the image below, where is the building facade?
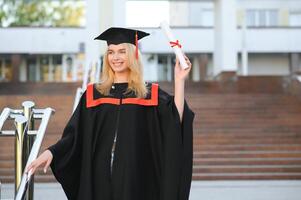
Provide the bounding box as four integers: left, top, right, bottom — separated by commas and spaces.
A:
0, 0, 300, 83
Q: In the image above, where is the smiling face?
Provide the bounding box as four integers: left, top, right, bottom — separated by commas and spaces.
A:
107, 43, 130, 74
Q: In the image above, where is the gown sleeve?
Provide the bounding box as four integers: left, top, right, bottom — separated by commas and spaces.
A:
47, 91, 87, 199
157, 87, 195, 200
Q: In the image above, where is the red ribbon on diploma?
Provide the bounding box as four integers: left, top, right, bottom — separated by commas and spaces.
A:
169, 40, 182, 48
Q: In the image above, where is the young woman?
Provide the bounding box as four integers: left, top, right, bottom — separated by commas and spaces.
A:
26, 27, 194, 200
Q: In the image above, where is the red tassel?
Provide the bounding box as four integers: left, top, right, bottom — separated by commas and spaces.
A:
135, 31, 138, 59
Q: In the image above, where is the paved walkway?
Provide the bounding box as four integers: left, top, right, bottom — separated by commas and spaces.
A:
1, 181, 301, 200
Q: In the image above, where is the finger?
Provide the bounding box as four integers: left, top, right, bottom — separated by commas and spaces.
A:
175, 58, 180, 69
29, 167, 36, 176
183, 56, 191, 66
187, 61, 192, 67
27, 168, 33, 180
25, 165, 30, 173
44, 159, 52, 173
25, 162, 35, 173
184, 57, 191, 64
185, 62, 191, 68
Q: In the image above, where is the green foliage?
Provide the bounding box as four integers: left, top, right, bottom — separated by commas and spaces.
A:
10, 0, 50, 26
0, 0, 85, 27
52, 0, 85, 27
0, 2, 5, 25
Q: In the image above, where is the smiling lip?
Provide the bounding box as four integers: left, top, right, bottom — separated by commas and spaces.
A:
112, 62, 123, 66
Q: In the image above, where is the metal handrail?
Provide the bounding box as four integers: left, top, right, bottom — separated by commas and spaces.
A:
73, 59, 101, 112
72, 61, 91, 112
73, 87, 84, 112
0, 108, 11, 130
0, 108, 47, 137
15, 108, 54, 200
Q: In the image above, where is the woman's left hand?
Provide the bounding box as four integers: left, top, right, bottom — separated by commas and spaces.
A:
174, 55, 192, 82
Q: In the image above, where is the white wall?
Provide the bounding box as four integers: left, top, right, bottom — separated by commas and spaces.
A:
0, 27, 299, 54
169, 2, 189, 26
214, 0, 238, 74
139, 28, 214, 53
85, 0, 102, 67
0, 28, 85, 54
239, 28, 301, 53
247, 53, 290, 75
139, 27, 301, 54
238, 0, 301, 9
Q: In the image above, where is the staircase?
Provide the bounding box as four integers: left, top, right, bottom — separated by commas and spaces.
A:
0, 77, 301, 182
190, 93, 301, 180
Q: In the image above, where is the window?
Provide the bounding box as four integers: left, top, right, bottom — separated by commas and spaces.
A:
25, 54, 64, 82
188, 3, 214, 27
0, 57, 12, 82
201, 9, 214, 27
53, 55, 63, 82
27, 56, 37, 82
188, 3, 202, 26
246, 10, 256, 26
246, 9, 278, 27
258, 10, 266, 26
290, 11, 301, 26
40, 56, 50, 82
268, 10, 278, 26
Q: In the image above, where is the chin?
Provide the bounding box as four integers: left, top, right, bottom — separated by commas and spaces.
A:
111, 65, 129, 73
112, 68, 128, 74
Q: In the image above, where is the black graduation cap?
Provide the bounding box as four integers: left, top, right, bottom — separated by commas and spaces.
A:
94, 27, 150, 59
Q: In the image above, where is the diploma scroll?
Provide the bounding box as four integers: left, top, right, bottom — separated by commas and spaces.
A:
160, 21, 189, 69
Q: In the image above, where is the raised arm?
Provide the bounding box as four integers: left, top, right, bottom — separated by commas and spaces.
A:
174, 55, 192, 122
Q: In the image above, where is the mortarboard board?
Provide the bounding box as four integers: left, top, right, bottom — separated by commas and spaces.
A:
94, 27, 150, 59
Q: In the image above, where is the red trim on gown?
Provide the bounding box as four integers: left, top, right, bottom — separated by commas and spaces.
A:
86, 83, 158, 108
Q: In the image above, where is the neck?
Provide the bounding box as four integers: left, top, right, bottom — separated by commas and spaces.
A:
114, 71, 129, 83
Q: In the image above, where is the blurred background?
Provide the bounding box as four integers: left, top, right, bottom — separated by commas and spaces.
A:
0, 0, 301, 200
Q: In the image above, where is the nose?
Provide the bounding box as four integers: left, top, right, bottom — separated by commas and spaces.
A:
112, 53, 120, 60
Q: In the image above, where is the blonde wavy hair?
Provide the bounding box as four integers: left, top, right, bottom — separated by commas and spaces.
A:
96, 43, 148, 98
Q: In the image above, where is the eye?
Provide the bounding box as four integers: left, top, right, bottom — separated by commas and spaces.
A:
119, 49, 126, 54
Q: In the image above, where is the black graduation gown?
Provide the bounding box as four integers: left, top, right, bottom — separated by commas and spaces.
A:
48, 82, 194, 200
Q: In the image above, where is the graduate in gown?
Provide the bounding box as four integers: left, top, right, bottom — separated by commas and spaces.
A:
26, 27, 194, 200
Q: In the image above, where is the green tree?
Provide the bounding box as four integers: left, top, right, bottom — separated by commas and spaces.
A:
52, 0, 85, 27
10, 0, 51, 26
0, 0, 85, 27
0, 1, 5, 26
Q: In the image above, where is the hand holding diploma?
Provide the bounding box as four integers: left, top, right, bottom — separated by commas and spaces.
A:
160, 21, 192, 123
160, 21, 189, 70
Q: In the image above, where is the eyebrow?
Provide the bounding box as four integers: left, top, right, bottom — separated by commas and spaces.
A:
108, 48, 126, 51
